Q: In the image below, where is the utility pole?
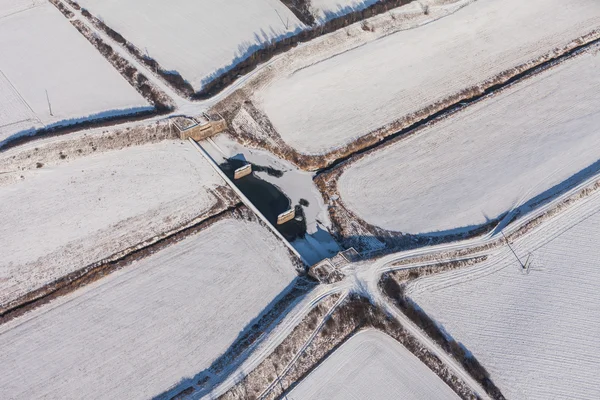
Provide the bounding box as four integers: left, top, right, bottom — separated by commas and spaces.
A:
45, 89, 53, 116
501, 231, 531, 271
275, 9, 289, 29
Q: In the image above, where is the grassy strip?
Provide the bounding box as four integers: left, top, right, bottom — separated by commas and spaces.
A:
73, 0, 414, 99
0, 197, 240, 325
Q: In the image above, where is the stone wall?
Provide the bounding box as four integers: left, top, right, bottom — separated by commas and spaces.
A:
176, 118, 227, 141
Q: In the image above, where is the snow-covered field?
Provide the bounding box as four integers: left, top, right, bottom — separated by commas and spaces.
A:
0, 1, 149, 144
254, 0, 600, 154
0, 70, 36, 139
0, 140, 225, 307
75, 0, 304, 91
0, 217, 297, 400
0, 0, 44, 18
288, 328, 460, 399
407, 190, 600, 400
310, 0, 377, 22
337, 50, 600, 235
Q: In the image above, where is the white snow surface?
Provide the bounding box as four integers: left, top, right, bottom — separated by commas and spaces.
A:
289, 328, 459, 399
75, 0, 304, 91
254, 0, 600, 154
338, 51, 600, 234
0, 1, 149, 143
0, 0, 44, 18
0, 218, 297, 400
310, 0, 378, 22
0, 140, 223, 307
407, 191, 600, 400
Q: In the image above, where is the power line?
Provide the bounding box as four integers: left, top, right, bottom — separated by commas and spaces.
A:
45, 89, 53, 116
501, 231, 531, 271
274, 9, 289, 30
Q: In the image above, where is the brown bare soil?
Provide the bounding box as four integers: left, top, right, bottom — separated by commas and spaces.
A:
389, 256, 488, 285
0, 111, 161, 152
0, 190, 240, 325
64, 0, 80, 10
217, 293, 342, 400
49, 0, 73, 18
279, 0, 315, 26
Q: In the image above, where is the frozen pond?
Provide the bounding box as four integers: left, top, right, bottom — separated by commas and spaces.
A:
203, 135, 340, 264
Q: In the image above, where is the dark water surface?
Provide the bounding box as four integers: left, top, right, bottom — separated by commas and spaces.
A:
219, 159, 307, 241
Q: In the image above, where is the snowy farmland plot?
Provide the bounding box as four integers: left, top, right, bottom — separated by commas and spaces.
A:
74, 0, 304, 91
253, 0, 600, 155
289, 329, 460, 399
337, 50, 600, 235
406, 191, 600, 400
0, 1, 149, 145
0, 217, 298, 399
0, 0, 45, 18
310, 0, 378, 22
0, 139, 227, 308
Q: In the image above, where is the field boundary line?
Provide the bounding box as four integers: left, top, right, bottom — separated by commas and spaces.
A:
0, 199, 241, 325
0, 69, 40, 125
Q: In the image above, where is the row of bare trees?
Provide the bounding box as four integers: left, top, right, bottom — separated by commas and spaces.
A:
73, 0, 414, 100
380, 276, 506, 399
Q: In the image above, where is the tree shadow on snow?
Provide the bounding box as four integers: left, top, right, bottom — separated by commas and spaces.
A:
0, 106, 155, 152
197, 26, 304, 92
